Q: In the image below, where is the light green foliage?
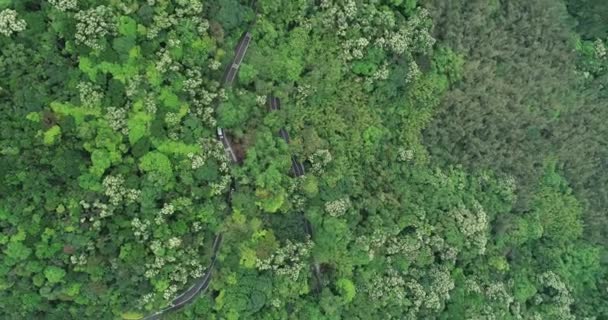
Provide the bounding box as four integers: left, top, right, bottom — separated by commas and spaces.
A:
51, 102, 100, 125
117, 16, 137, 37
79, 57, 98, 81
43, 266, 66, 284
1, 0, 607, 319
43, 125, 61, 145
90, 149, 112, 177
4, 241, 31, 264
154, 140, 200, 156
533, 162, 583, 242
127, 111, 151, 145
139, 151, 173, 180
160, 88, 181, 110
336, 278, 356, 303
74, 5, 116, 50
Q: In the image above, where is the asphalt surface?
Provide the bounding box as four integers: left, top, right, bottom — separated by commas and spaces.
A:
222, 31, 252, 87
268, 96, 306, 177
219, 132, 239, 164
143, 22, 322, 319
267, 96, 320, 293
142, 234, 223, 320
142, 26, 252, 320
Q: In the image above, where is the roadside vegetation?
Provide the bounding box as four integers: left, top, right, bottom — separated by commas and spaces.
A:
0, 0, 606, 319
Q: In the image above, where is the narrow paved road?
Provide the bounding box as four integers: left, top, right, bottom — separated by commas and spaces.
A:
142, 233, 223, 320
268, 97, 306, 177
223, 31, 252, 86
218, 128, 239, 163
267, 96, 320, 293
142, 28, 252, 320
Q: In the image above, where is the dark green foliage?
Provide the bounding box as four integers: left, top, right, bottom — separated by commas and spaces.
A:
423, 0, 581, 208
423, 0, 608, 250
0, 0, 607, 319
567, 0, 608, 39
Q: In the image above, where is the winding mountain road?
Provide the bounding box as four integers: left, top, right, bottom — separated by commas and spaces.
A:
142, 28, 252, 320
268, 96, 306, 177
267, 96, 320, 293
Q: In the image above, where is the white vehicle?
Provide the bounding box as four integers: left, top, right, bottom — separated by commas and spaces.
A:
217, 127, 224, 139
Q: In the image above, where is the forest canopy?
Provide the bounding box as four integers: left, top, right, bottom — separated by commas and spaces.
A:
0, 0, 606, 319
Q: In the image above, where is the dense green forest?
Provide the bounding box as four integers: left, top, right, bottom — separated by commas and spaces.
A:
0, 0, 606, 319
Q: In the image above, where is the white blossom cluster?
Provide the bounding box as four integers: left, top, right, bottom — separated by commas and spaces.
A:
256, 95, 267, 107
131, 217, 151, 241
503, 175, 517, 195
210, 174, 232, 196
155, 48, 180, 73
188, 259, 204, 278
49, 0, 78, 12
182, 69, 219, 126
105, 106, 129, 135
368, 268, 407, 304
145, 0, 205, 39
290, 192, 306, 213
271, 298, 281, 308
536, 272, 575, 320
355, 230, 388, 259
154, 203, 175, 225
143, 241, 205, 298
187, 139, 230, 186
0, 9, 27, 37
139, 293, 154, 306
208, 59, 221, 70
295, 84, 314, 104
167, 237, 182, 249
429, 266, 455, 305
343, 37, 369, 60
70, 253, 87, 266
465, 278, 482, 294
77, 82, 103, 108
308, 149, 332, 174
324, 197, 351, 217
145, 93, 158, 114
167, 253, 204, 284
167, 37, 181, 48
182, 72, 212, 101
405, 61, 422, 83
319, 1, 434, 84
386, 235, 421, 255
190, 138, 231, 195
163, 284, 178, 301
79, 199, 112, 223
149, 240, 163, 256
256, 239, 314, 281
595, 39, 607, 59
218, 88, 228, 101
369, 62, 390, 83
387, 9, 435, 55
485, 281, 515, 310
187, 152, 206, 170
368, 266, 454, 314
147, 11, 175, 39
165, 112, 181, 127
75, 6, 116, 50
144, 256, 167, 279
102, 174, 140, 206
125, 76, 142, 98
397, 147, 414, 162
452, 201, 489, 255
383, 225, 458, 267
